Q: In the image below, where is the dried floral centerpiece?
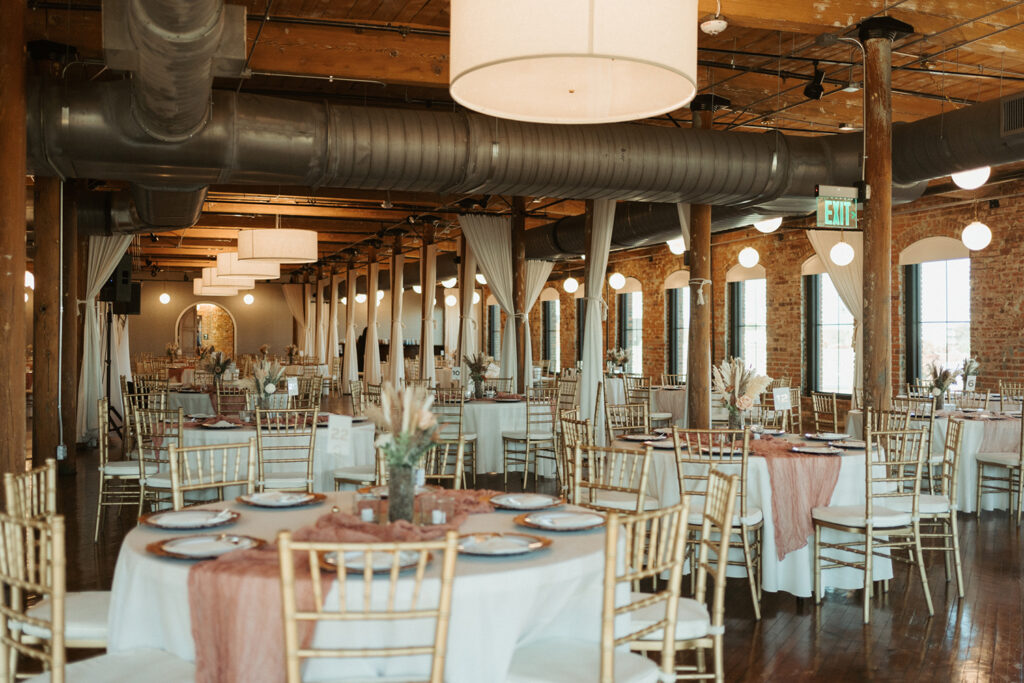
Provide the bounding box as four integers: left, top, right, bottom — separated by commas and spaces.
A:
961, 358, 980, 391
250, 360, 286, 409
712, 357, 773, 429
203, 351, 232, 390
607, 347, 629, 374
285, 344, 300, 364
366, 383, 439, 522
165, 342, 179, 360
928, 362, 956, 409
464, 352, 493, 399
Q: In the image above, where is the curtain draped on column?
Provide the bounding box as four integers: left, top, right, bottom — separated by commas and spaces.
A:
110, 315, 132, 422
458, 243, 478, 377
389, 254, 405, 387
327, 274, 340, 364
282, 284, 307, 350
341, 272, 358, 390
364, 262, 382, 384
459, 215, 517, 385
420, 244, 438, 384
75, 234, 133, 441
807, 230, 865, 394
521, 260, 554, 388
581, 200, 616, 444
316, 278, 329, 361
302, 284, 315, 356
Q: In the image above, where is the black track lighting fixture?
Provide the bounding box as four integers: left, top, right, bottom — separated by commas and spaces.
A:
804, 61, 826, 100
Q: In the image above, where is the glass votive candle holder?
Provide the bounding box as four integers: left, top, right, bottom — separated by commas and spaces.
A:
356, 494, 382, 523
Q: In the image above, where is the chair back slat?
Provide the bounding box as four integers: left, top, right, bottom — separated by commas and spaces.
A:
169, 439, 257, 510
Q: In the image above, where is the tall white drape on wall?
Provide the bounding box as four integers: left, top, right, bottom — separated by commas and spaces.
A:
316, 278, 329, 361
364, 262, 382, 385
807, 230, 864, 394
341, 272, 358, 390
389, 254, 405, 387
75, 234, 133, 441
303, 284, 315, 355
444, 292, 460, 359
522, 260, 555, 388
327, 274, 340, 363
459, 215, 517, 386
458, 243, 478, 377
282, 284, 307, 353
420, 244, 438, 384
110, 315, 132, 422
581, 200, 616, 443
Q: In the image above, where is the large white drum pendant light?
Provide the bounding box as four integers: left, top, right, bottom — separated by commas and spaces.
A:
202, 267, 255, 290
216, 252, 281, 279
449, 0, 698, 124
193, 279, 238, 297
237, 229, 318, 264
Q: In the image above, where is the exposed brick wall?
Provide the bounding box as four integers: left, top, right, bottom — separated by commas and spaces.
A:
195, 303, 235, 354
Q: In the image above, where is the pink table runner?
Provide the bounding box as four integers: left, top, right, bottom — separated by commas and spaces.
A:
188, 490, 502, 683
751, 436, 842, 560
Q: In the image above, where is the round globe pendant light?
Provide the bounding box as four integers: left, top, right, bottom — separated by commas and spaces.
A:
445, 294, 458, 307
753, 217, 783, 233
355, 293, 367, 304
202, 267, 255, 290
472, 291, 481, 304
961, 221, 992, 251
666, 238, 686, 254
237, 228, 318, 264
193, 279, 238, 297
738, 247, 760, 268
412, 285, 422, 294
475, 273, 487, 285
449, 0, 698, 124
441, 277, 457, 288
563, 277, 580, 294
608, 272, 626, 290
216, 252, 280, 280
830, 240, 855, 266
951, 166, 990, 190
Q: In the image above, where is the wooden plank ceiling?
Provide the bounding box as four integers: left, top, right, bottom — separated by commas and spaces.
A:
25, 0, 1024, 274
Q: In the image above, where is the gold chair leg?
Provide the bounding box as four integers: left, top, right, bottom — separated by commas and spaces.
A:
976, 462, 984, 516
94, 477, 106, 543
813, 524, 822, 604
863, 531, 873, 624
739, 525, 761, 620
949, 515, 965, 598
913, 523, 934, 616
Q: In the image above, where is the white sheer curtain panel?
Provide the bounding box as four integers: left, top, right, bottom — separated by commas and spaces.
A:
109, 315, 132, 431
316, 278, 329, 361
364, 262, 382, 384
444, 292, 460, 359
458, 243, 478, 377
341, 272, 358, 389
389, 254, 405, 387
327, 275, 340, 363
75, 234, 133, 441
522, 260, 555, 387
282, 284, 307, 348
459, 215, 517, 385
807, 230, 864, 393
419, 244, 438, 384
303, 284, 315, 356
581, 200, 616, 443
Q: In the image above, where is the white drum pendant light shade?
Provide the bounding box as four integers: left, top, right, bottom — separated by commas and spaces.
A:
193, 279, 238, 297
237, 229, 318, 264
216, 252, 281, 279
202, 267, 255, 290
449, 0, 698, 124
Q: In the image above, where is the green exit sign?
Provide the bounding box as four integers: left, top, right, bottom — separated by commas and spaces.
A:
815, 185, 858, 229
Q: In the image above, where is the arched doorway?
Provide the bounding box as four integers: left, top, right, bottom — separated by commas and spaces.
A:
175, 302, 237, 355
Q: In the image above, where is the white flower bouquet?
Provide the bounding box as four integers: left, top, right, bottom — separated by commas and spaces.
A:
251, 360, 286, 406
367, 383, 439, 469
712, 357, 772, 426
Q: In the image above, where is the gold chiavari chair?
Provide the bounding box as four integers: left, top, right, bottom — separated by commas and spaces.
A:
907, 380, 934, 399
748, 404, 784, 430
4, 459, 56, 520
764, 377, 791, 410
953, 389, 990, 411
405, 378, 434, 391
364, 383, 383, 407
168, 439, 257, 510
134, 407, 185, 513
893, 395, 939, 492
866, 409, 912, 436
0, 513, 193, 682
558, 410, 592, 500
277, 530, 459, 683
423, 439, 465, 490
572, 444, 657, 513
481, 377, 514, 394
348, 380, 365, 416
507, 501, 688, 683
660, 373, 686, 386
295, 376, 323, 410
672, 428, 762, 620
215, 383, 249, 415
891, 418, 965, 598
192, 369, 214, 388
254, 407, 319, 493
784, 387, 803, 433
626, 375, 673, 429
432, 389, 476, 487
630, 470, 737, 683
94, 397, 142, 543
247, 391, 292, 411
593, 380, 604, 428
502, 386, 557, 491
605, 403, 649, 442
121, 377, 168, 457
810, 391, 838, 433
998, 380, 1024, 413
556, 375, 578, 416
134, 374, 169, 394
975, 409, 1024, 524
812, 419, 933, 623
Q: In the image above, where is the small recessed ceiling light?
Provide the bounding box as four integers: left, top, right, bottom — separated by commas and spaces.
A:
838, 122, 860, 132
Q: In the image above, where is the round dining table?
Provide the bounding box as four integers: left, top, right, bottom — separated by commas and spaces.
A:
107, 492, 608, 681
460, 398, 558, 476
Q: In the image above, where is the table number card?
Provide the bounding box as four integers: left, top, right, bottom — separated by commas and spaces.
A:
773, 387, 792, 411
450, 366, 462, 384
287, 377, 299, 396
966, 375, 977, 391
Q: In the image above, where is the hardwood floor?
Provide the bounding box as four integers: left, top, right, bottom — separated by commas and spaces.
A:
63, 417, 1023, 682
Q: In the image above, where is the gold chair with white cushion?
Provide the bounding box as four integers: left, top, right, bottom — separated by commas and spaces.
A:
432, 388, 477, 487
810, 391, 838, 433
998, 380, 1024, 413
168, 439, 256, 510
277, 530, 458, 683
4, 459, 56, 521
215, 383, 249, 415
893, 395, 939, 492
572, 444, 657, 513
134, 407, 185, 513
506, 501, 689, 683
661, 373, 686, 386
502, 386, 557, 491
558, 411, 593, 500
975, 409, 1024, 525
954, 389, 990, 410
94, 397, 141, 542
626, 375, 672, 430
672, 428, 762, 620
812, 418, 933, 623
631, 470, 737, 682
605, 402, 649, 442
348, 380, 365, 415
423, 439, 465, 490
254, 407, 318, 492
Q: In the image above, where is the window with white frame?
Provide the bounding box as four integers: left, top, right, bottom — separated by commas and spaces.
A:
616, 278, 643, 374
540, 289, 560, 371
664, 270, 690, 378
728, 271, 767, 374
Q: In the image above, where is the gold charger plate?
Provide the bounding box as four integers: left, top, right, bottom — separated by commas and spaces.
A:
139, 508, 240, 530
146, 534, 265, 560
513, 511, 606, 532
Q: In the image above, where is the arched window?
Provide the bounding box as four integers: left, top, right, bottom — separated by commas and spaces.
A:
616, 277, 643, 374
900, 237, 971, 384
802, 255, 854, 394
727, 264, 767, 373
663, 270, 690, 378
539, 287, 560, 371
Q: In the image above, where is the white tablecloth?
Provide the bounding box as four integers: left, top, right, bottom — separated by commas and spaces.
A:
614, 434, 893, 597
847, 408, 1021, 514
284, 363, 329, 376
605, 376, 625, 405
460, 400, 555, 476
167, 391, 214, 416
653, 387, 687, 426
108, 493, 607, 681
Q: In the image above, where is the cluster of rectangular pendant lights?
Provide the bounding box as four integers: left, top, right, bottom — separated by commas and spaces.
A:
192, 229, 318, 297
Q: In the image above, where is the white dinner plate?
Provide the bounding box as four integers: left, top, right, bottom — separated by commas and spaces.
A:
836, 439, 866, 449
621, 433, 664, 442
490, 493, 562, 510
237, 492, 324, 507
140, 508, 238, 530
645, 440, 677, 450
200, 420, 240, 429
457, 532, 552, 556
323, 550, 424, 573
761, 428, 786, 436
517, 511, 605, 531
148, 534, 262, 559
805, 432, 850, 441
791, 445, 843, 455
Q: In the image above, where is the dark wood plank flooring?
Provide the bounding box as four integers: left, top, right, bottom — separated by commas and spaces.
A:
61, 402, 1024, 682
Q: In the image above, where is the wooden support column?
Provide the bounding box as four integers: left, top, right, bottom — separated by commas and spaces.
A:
511, 197, 527, 394
0, 0, 26, 479
686, 95, 727, 429
860, 17, 912, 412
61, 183, 79, 471
32, 178, 60, 467
419, 227, 434, 380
